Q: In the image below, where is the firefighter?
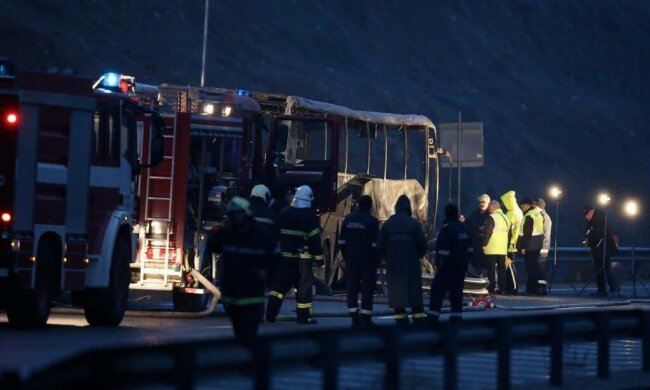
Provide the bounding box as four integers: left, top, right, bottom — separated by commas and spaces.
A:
250, 184, 278, 236
265, 185, 323, 324
518, 198, 545, 295
500, 190, 524, 294
338, 195, 379, 327
430, 204, 471, 324
201, 197, 281, 345
482, 200, 511, 294
378, 195, 428, 326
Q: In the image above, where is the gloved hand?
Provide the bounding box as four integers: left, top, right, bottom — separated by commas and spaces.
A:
504, 257, 512, 268
313, 258, 325, 268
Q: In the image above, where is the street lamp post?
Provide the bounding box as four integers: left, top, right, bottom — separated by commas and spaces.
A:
547, 186, 562, 293
598, 193, 611, 295
624, 200, 640, 298
200, 0, 210, 87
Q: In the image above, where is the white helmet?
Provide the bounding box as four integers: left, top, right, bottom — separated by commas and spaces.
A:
291, 185, 314, 208
250, 184, 271, 203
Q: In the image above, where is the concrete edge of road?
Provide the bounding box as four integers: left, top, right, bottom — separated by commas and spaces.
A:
511, 369, 650, 390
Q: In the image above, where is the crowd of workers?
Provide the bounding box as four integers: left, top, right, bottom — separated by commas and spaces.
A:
202, 185, 620, 344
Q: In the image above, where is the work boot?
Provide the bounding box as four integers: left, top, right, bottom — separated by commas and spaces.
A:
394, 312, 409, 328
265, 296, 283, 322
297, 307, 317, 324
349, 310, 360, 328
427, 313, 440, 330
359, 312, 374, 327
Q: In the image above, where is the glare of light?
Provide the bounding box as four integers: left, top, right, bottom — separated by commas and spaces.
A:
203, 103, 214, 115
624, 200, 639, 217
598, 193, 611, 206
104, 72, 120, 87
1, 212, 11, 223
548, 186, 562, 199
222, 105, 232, 117
6, 112, 17, 124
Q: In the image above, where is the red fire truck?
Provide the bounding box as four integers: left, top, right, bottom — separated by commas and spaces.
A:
0, 62, 164, 327
134, 84, 265, 291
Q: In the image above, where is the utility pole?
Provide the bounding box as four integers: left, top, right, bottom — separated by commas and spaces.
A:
457, 110, 462, 211
200, 0, 210, 87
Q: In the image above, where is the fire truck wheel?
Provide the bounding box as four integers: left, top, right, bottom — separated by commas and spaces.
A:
84, 236, 131, 326
6, 239, 60, 328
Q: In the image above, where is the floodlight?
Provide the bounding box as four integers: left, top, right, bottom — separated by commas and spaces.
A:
548, 186, 562, 199
624, 200, 639, 218
598, 193, 611, 206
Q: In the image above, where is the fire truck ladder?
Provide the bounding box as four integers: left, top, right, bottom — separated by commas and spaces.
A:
138, 121, 180, 288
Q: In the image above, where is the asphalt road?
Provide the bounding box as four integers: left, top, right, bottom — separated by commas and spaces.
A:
1, 284, 649, 388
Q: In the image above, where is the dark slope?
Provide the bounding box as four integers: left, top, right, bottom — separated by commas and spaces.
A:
2, 0, 649, 244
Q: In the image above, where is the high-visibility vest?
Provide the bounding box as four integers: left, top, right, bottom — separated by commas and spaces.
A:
485, 210, 510, 255
519, 208, 544, 238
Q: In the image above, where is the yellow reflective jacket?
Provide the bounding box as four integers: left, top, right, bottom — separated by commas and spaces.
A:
500, 191, 523, 253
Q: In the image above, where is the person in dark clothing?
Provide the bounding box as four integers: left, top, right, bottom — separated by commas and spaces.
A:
338, 195, 380, 327
583, 207, 619, 297
265, 185, 324, 324
250, 184, 279, 237
378, 195, 428, 326
430, 204, 471, 324
465, 194, 490, 274
201, 197, 281, 346
250, 184, 279, 297
517, 198, 546, 295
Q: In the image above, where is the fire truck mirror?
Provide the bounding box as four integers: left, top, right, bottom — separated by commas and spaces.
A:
149, 115, 165, 167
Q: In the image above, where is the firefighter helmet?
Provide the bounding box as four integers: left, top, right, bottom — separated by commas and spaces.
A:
250, 184, 271, 203
292, 185, 314, 208
226, 197, 253, 216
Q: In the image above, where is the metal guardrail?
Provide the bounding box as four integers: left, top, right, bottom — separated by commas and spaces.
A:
548, 246, 650, 262
2, 307, 649, 390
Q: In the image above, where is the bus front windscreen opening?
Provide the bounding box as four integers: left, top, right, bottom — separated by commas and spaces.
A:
274, 119, 330, 166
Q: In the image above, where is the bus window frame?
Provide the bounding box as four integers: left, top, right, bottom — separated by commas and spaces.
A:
267, 115, 337, 165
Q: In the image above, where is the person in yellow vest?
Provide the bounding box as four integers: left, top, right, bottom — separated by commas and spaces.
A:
481, 200, 511, 293
517, 198, 546, 295
500, 191, 524, 294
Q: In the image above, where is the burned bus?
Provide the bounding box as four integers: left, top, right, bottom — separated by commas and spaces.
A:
257, 94, 439, 287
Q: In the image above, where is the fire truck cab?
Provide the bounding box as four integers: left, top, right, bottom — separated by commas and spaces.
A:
135, 85, 264, 291
0, 64, 164, 327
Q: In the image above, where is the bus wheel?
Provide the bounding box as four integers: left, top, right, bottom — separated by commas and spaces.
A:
84, 236, 131, 326
6, 239, 59, 328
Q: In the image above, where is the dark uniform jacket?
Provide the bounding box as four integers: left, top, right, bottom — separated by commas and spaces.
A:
378, 196, 427, 308
517, 213, 544, 251
250, 196, 279, 238
202, 221, 281, 305
278, 207, 324, 264
338, 208, 379, 264
466, 209, 489, 251
435, 220, 472, 271
585, 209, 617, 258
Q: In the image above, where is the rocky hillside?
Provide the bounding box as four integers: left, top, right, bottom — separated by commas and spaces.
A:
2, 0, 649, 244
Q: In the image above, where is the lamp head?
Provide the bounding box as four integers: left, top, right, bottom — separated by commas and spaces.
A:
549, 186, 562, 200
624, 200, 639, 218
598, 193, 611, 206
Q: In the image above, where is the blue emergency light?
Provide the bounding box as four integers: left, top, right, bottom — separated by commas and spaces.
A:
103, 72, 120, 87
236, 89, 252, 97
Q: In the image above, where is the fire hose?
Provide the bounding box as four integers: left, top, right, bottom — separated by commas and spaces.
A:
52, 269, 221, 318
